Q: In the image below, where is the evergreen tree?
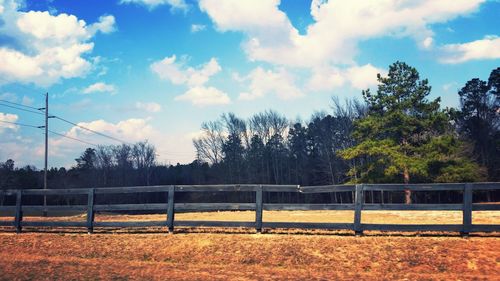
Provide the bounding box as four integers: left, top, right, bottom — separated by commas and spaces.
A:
340, 61, 484, 203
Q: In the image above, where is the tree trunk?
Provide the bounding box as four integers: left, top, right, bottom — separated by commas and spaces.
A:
404, 166, 411, 204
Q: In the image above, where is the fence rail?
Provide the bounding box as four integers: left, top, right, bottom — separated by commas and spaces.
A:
0, 183, 499, 235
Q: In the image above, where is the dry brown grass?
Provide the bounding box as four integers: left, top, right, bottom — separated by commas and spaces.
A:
0, 210, 499, 280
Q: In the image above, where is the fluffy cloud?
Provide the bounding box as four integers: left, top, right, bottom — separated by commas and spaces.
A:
119, 0, 188, 11
440, 36, 500, 64
83, 82, 117, 94
175, 86, 230, 106
135, 102, 162, 113
0, 112, 19, 133
151, 55, 221, 86
190, 24, 206, 33
151, 55, 230, 106
238, 67, 303, 100
0, 1, 116, 86
199, 0, 485, 67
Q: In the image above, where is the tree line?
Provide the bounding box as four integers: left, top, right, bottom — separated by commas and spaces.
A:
0, 62, 498, 204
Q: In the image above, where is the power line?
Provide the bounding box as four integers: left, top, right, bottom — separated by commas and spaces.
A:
0, 99, 42, 111
47, 130, 97, 147
0, 119, 41, 129
52, 116, 130, 145
0, 102, 44, 116
0, 120, 97, 147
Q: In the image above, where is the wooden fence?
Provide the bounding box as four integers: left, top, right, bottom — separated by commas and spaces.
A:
0, 183, 499, 235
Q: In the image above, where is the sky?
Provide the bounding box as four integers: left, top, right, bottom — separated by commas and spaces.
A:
0, 0, 499, 168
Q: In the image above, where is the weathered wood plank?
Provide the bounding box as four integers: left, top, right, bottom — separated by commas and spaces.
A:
174, 220, 255, 228
22, 188, 90, 195
0, 221, 14, 226
94, 185, 171, 194
263, 203, 355, 211
470, 182, 500, 190
363, 183, 465, 191
362, 224, 463, 232
21, 205, 88, 211
262, 222, 354, 230
462, 183, 472, 235
299, 185, 355, 193
94, 203, 168, 211
175, 185, 258, 192
174, 203, 255, 211
255, 185, 263, 233
470, 224, 500, 232
94, 221, 166, 228
86, 188, 95, 233
472, 204, 500, 211
167, 185, 175, 232
353, 184, 364, 235
0, 206, 16, 211
363, 204, 463, 211
21, 221, 87, 227
261, 185, 300, 192
14, 190, 22, 233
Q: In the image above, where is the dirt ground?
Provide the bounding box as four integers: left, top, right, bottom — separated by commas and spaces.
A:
0, 211, 499, 280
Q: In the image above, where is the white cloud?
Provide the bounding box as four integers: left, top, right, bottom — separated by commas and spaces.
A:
0, 112, 19, 132
345, 64, 385, 90
83, 82, 117, 94
119, 0, 188, 11
151, 55, 221, 86
175, 86, 230, 106
199, 0, 485, 67
191, 24, 206, 33
440, 36, 500, 64
238, 67, 303, 101
135, 102, 162, 113
0, 2, 116, 86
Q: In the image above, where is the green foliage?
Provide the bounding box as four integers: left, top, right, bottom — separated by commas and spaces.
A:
340, 61, 484, 183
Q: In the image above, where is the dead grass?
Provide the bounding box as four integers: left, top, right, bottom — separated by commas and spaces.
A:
0, 210, 499, 280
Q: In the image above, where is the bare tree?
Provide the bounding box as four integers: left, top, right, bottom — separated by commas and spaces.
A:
193, 120, 225, 164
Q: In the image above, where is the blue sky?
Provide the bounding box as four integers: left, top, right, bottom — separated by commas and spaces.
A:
0, 0, 499, 168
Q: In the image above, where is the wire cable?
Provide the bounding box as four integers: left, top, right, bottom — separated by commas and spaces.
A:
0, 103, 44, 116
52, 116, 130, 144
0, 120, 97, 146
0, 99, 42, 111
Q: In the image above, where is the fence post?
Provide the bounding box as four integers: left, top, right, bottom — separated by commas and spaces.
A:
255, 185, 263, 233
86, 188, 95, 234
461, 183, 472, 237
167, 185, 175, 233
354, 184, 364, 236
14, 190, 23, 234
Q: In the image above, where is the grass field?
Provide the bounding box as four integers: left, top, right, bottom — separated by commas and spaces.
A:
0, 210, 499, 280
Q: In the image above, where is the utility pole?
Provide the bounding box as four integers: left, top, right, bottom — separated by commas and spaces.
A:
43, 93, 48, 216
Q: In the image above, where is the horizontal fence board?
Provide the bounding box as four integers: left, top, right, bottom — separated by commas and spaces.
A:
14, 189, 90, 195
470, 225, 500, 232
0, 221, 13, 226
0, 191, 16, 196
175, 185, 258, 192
0, 206, 16, 211
94, 203, 168, 211
363, 204, 463, 211
262, 222, 354, 230
470, 183, 500, 190
363, 184, 465, 191
174, 220, 255, 228
22, 205, 87, 211
94, 186, 171, 194
261, 185, 300, 192
94, 221, 166, 227
175, 203, 255, 211
299, 185, 355, 193
21, 221, 87, 227
472, 204, 500, 211
361, 224, 463, 232
263, 203, 355, 211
